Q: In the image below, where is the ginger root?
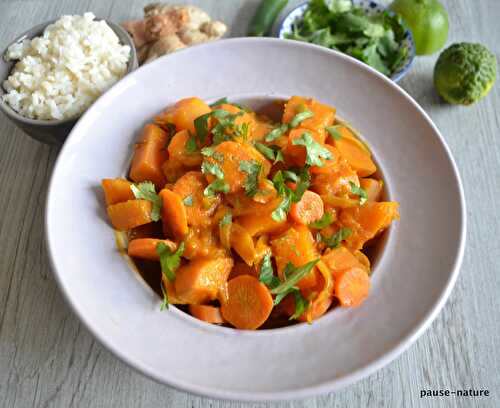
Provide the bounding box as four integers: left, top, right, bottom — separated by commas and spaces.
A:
122, 3, 227, 64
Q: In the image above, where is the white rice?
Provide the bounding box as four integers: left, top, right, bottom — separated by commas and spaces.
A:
2, 12, 131, 120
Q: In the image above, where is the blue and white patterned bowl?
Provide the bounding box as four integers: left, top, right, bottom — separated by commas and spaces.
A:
278, 0, 415, 82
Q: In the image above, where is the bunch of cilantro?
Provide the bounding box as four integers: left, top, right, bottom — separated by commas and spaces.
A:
286, 0, 409, 77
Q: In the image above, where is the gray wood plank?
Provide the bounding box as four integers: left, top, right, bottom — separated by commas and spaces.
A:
0, 0, 499, 407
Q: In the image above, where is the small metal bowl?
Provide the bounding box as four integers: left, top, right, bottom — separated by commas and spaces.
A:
0, 18, 138, 145
277, 0, 415, 82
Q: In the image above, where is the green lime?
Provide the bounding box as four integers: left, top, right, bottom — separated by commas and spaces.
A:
390, 0, 449, 55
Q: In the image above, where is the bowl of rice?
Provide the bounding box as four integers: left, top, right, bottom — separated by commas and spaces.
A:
0, 12, 138, 144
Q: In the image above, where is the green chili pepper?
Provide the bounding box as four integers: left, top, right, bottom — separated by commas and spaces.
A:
247, 0, 289, 36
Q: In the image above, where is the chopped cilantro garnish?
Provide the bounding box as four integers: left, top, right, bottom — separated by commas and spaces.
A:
201, 147, 224, 162
239, 160, 262, 197
270, 169, 310, 221
270, 260, 319, 304
201, 161, 224, 179
271, 194, 292, 222
349, 181, 368, 205
204, 178, 230, 197
160, 284, 169, 310
156, 241, 184, 282
292, 131, 333, 167
289, 110, 314, 128
183, 195, 193, 206
319, 227, 352, 249
130, 181, 162, 222
289, 290, 310, 320
259, 254, 281, 288
326, 125, 343, 141
194, 112, 212, 144
201, 160, 229, 197
185, 133, 198, 153
254, 143, 284, 163
265, 123, 289, 142
209, 97, 228, 107
219, 212, 232, 227
309, 212, 334, 229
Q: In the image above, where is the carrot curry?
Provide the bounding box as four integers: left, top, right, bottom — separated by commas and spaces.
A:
102, 96, 399, 330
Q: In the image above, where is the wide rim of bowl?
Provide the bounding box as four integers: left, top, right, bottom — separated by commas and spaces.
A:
45, 37, 466, 401
277, 0, 416, 82
0, 18, 138, 127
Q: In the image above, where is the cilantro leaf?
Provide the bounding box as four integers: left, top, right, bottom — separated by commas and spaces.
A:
194, 112, 212, 144
326, 125, 343, 141
160, 284, 169, 310
273, 287, 296, 306
204, 179, 229, 197
219, 212, 232, 227
309, 212, 334, 229
239, 160, 262, 197
259, 254, 281, 288
130, 181, 162, 222
209, 97, 228, 107
156, 241, 184, 282
289, 289, 310, 320
200, 147, 224, 162
185, 133, 198, 153
201, 160, 229, 197
291, 168, 311, 202
289, 110, 314, 128
265, 123, 289, 142
292, 132, 333, 167
201, 161, 224, 179
270, 260, 319, 296
254, 143, 273, 159
320, 227, 352, 249
183, 195, 193, 206
349, 181, 368, 205
271, 194, 291, 222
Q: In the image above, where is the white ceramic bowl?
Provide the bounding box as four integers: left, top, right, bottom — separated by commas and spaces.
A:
45, 38, 466, 401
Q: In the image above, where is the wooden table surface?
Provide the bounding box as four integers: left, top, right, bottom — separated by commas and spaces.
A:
1, 0, 499, 407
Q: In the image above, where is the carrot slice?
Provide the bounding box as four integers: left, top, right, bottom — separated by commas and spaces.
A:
159, 188, 188, 239
221, 275, 273, 330
289, 190, 324, 225
230, 223, 257, 266
107, 200, 152, 231
334, 267, 371, 307
127, 238, 176, 261
101, 178, 134, 205
189, 305, 225, 324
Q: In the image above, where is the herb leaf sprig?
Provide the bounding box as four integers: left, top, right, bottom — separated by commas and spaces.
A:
130, 181, 162, 221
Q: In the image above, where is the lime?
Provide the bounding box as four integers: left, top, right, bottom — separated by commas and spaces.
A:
390, 0, 449, 55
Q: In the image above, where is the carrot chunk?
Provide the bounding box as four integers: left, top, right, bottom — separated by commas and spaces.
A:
171, 97, 211, 135
101, 178, 135, 206
221, 275, 273, 330
128, 238, 176, 261
270, 226, 319, 290
107, 200, 152, 230
129, 124, 168, 190
175, 257, 233, 304
189, 305, 225, 324
289, 190, 324, 225
173, 171, 221, 227
334, 127, 376, 177
168, 129, 203, 167
334, 267, 371, 307
360, 178, 383, 202
159, 188, 188, 239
